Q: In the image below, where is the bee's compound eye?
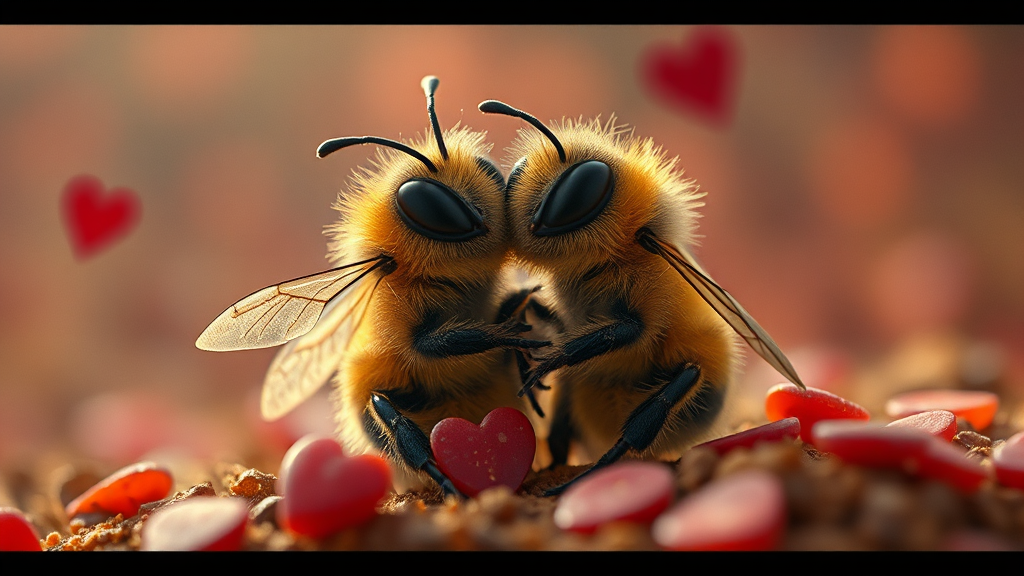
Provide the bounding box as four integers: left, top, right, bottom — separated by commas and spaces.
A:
531, 160, 613, 237
396, 179, 487, 242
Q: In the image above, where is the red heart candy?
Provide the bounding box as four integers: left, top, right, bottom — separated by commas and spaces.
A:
276, 435, 391, 539
62, 174, 141, 259
0, 507, 42, 551
652, 469, 785, 551
553, 462, 674, 534
141, 497, 248, 551
430, 407, 536, 497
640, 26, 740, 126
695, 417, 801, 456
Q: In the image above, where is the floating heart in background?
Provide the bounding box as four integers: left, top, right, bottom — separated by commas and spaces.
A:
62, 174, 141, 259
640, 27, 740, 127
430, 407, 535, 497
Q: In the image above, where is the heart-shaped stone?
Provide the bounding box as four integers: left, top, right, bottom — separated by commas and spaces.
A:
430, 407, 536, 497
62, 174, 141, 259
276, 435, 391, 539
141, 497, 248, 551
640, 26, 739, 126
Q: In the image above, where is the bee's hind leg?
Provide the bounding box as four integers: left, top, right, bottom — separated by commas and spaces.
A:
543, 364, 704, 497
365, 392, 464, 499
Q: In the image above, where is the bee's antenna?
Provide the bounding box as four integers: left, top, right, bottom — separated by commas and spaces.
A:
421, 75, 448, 161
316, 136, 438, 173
479, 100, 566, 163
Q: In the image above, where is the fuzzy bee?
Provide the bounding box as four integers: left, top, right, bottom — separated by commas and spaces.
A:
479, 100, 805, 494
195, 78, 549, 496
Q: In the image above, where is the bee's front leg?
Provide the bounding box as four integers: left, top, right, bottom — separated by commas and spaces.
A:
521, 300, 643, 397
366, 392, 463, 499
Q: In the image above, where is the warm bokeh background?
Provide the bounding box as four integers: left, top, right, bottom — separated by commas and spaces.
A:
1, 25, 1023, 473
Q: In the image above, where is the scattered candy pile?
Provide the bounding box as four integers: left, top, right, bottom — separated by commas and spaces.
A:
4, 346, 1024, 551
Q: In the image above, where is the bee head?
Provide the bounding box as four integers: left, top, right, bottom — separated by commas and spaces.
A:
481, 100, 701, 274
322, 78, 508, 283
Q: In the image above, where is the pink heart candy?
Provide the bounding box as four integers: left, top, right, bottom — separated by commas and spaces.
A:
430, 407, 536, 497
276, 435, 391, 539
141, 497, 248, 551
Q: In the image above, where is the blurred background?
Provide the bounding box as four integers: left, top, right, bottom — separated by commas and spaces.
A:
1, 25, 1023, 475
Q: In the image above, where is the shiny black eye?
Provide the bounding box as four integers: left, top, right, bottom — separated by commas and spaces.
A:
396, 179, 487, 242
531, 160, 613, 237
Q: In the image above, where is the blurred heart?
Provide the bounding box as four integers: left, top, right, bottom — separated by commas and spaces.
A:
430, 407, 535, 497
640, 27, 739, 126
62, 174, 141, 259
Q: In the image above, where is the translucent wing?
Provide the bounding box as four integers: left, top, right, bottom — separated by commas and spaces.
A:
260, 271, 383, 420
195, 256, 392, 352
638, 229, 805, 389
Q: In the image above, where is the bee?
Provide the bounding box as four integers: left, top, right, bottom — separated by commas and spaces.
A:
479, 100, 805, 494
196, 77, 549, 496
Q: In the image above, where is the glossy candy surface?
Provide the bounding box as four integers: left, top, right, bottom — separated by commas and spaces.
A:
65, 462, 173, 520
916, 439, 989, 493
141, 497, 248, 551
553, 462, 674, 534
885, 409, 958, 442
811, 420, 932, 468
993, 431, 1024, 490
765, 384, 870, 443
695, 417, 801, 455
430, 407, 536, 497
276, 435, 391, 539
885, 390, 999, 431
651, 469, 785, 551
0, 507, 42, 551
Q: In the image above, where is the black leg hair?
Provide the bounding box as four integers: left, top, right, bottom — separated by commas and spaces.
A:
369, 392, 463, 498
543, 365, 701, 496
521, 299, 643, 397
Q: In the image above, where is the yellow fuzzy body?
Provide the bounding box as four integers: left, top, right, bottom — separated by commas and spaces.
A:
325, 128, 527, 490
505, 118, 741, 462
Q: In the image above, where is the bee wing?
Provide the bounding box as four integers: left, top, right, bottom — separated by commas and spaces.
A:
195, 256, 391, 352
640, 230, 805, 389
260, 272, 382, 420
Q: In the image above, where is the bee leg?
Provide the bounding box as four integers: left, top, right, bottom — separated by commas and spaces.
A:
368, 392, 464, 499
543, 365, 701, 497
522, 300, 642, 396
516, 349, 546, 418
413, 312, 550, 359
545, 383, 574, 469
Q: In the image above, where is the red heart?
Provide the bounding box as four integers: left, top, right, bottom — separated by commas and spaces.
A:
640, 27, 740, 127
276, 435, 391, 539
430, 407, 536, 497
62, 174, 141, 259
